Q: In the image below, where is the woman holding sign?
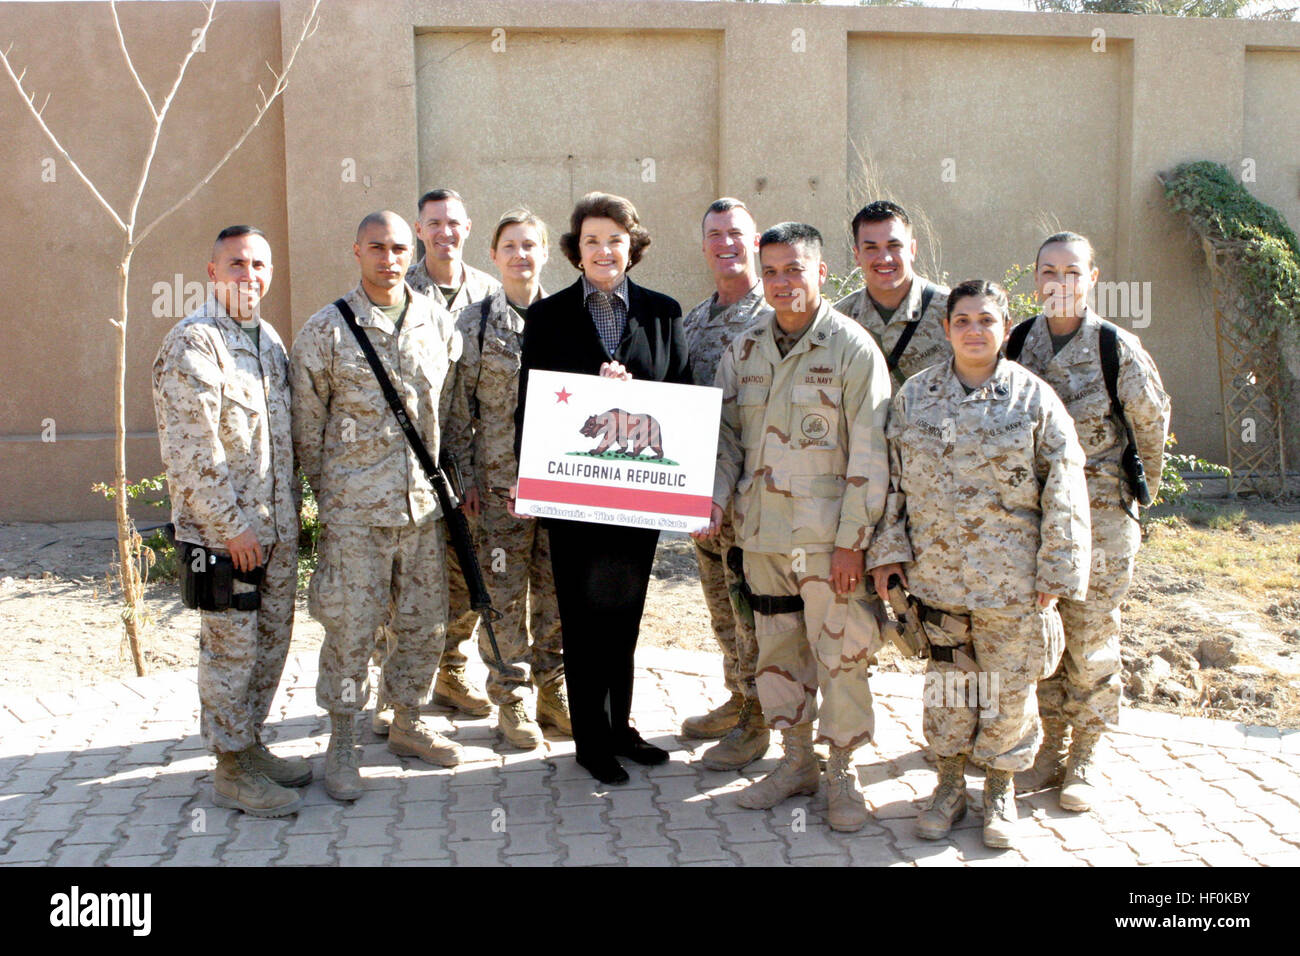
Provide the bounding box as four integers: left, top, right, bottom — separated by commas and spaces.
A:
513, 192, 691, 785
866, 279, 1091, 849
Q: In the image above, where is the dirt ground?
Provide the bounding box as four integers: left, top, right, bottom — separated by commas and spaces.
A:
2, 503, 1298, 728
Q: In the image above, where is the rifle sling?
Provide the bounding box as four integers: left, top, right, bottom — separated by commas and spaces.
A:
885, 281, 936, 374
1007, 316, 1142, 520
331, 298, 506, 666
333, 298, 443, 489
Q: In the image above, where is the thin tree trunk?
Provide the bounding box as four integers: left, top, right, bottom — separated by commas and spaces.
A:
114, 243, 147, 676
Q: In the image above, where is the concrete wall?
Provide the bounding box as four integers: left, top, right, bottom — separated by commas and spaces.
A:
3, 0, 1299, 520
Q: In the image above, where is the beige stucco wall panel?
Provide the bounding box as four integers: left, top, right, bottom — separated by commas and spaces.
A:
712, 11, 850, 283
0, 436, 162, 523
279, 0, 419, 332
413, 28, 721, 303
1125, 22, 1248, 463
847, 32, 1125, 289
1243, 48, 1300, 466
1243, 49, 1300, 238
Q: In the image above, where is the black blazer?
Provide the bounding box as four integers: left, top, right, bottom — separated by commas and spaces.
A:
514, 276, 692, 459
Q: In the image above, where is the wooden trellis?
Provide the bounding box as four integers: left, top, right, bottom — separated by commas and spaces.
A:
1200, 233, 1288, 497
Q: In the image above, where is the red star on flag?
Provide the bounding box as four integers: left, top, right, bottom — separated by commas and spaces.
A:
555, 386, 572, 404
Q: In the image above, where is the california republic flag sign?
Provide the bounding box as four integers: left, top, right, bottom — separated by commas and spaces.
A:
515, 369, 721, 532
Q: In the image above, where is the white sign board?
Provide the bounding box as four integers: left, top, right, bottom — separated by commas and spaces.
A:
515, 370, 721, 532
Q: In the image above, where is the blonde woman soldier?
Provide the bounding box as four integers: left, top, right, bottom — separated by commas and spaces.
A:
1009, 232, 1170, 810
443, 208, 570, 749
867, 279, 1092, 849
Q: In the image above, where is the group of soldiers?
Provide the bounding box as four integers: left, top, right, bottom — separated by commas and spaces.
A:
152, 189, 1169, 851
691, 201, 1169, 846
154, 193, 568, 816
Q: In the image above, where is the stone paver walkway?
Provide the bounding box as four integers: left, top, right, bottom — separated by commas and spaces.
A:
2, 647, 1299, 866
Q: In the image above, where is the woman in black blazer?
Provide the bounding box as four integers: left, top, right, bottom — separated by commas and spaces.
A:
513, 192, 692, 785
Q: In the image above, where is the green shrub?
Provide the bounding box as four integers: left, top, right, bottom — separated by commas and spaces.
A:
1161, 161, 1300, 339
297, 473, 321, 591
96, 471, 325, 591
92, 472, 175, 583
1153, 433, 1232, 511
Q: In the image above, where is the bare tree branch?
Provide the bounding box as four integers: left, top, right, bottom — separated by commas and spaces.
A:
111, 1, 158, 120
5, 0, 324, 678
135, 0, 323, 247
123, 0, 217, 239
0, 43, 127, 233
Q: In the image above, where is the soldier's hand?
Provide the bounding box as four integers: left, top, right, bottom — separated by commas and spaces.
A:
692, 502, 725, 540
464, 485, 481, 518
1037, 591, 1059, 609
226, 529, 264, 574
831, 547, 865, 596
506, 482, 520, 519
599, 361, 632, 381
869, 563, 905, 603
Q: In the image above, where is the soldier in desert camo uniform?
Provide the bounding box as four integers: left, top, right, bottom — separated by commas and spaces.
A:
292, 211, 464, 801
834, 200, 950, 389
1011, 232, 1170, 814
680, 198, 771, 771
868, 279, 1092, 849
370, 188, 502, 732
153, 225, 307, 817
706, 222, 892, 833
443, 208, 572, 749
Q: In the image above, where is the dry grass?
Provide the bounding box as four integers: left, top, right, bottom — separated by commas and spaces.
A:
1142, 503, 1300, 597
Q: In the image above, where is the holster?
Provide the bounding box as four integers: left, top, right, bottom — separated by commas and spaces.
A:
726, 546, 803, 616
883, 575, 978, 673
178, 541, 265, 612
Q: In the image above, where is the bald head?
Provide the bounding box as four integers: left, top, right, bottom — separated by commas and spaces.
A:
354, 210, 414, 305
356, 210, 412, 244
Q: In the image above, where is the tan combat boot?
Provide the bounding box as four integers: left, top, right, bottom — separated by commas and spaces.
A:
213, 748, 302, 817
681, 691, 744, 740
1016, 714, 1069, 793
736, 724, 819, 810
915, 755, 967, 840
389, 707, 463, 767
982, 767, 1018, 849
702, 698, 770, 771
248, 737, 313, 788
498, 699, 543, 749
536, 681, 573, 736
825, 746, 870, 832
1059, 729, 1101, 813
324, 713, 364, 802
371, 686, 392, 737
432, 666, 492, 717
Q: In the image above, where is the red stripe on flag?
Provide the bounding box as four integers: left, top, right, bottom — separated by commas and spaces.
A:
517, 478, 711, 517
